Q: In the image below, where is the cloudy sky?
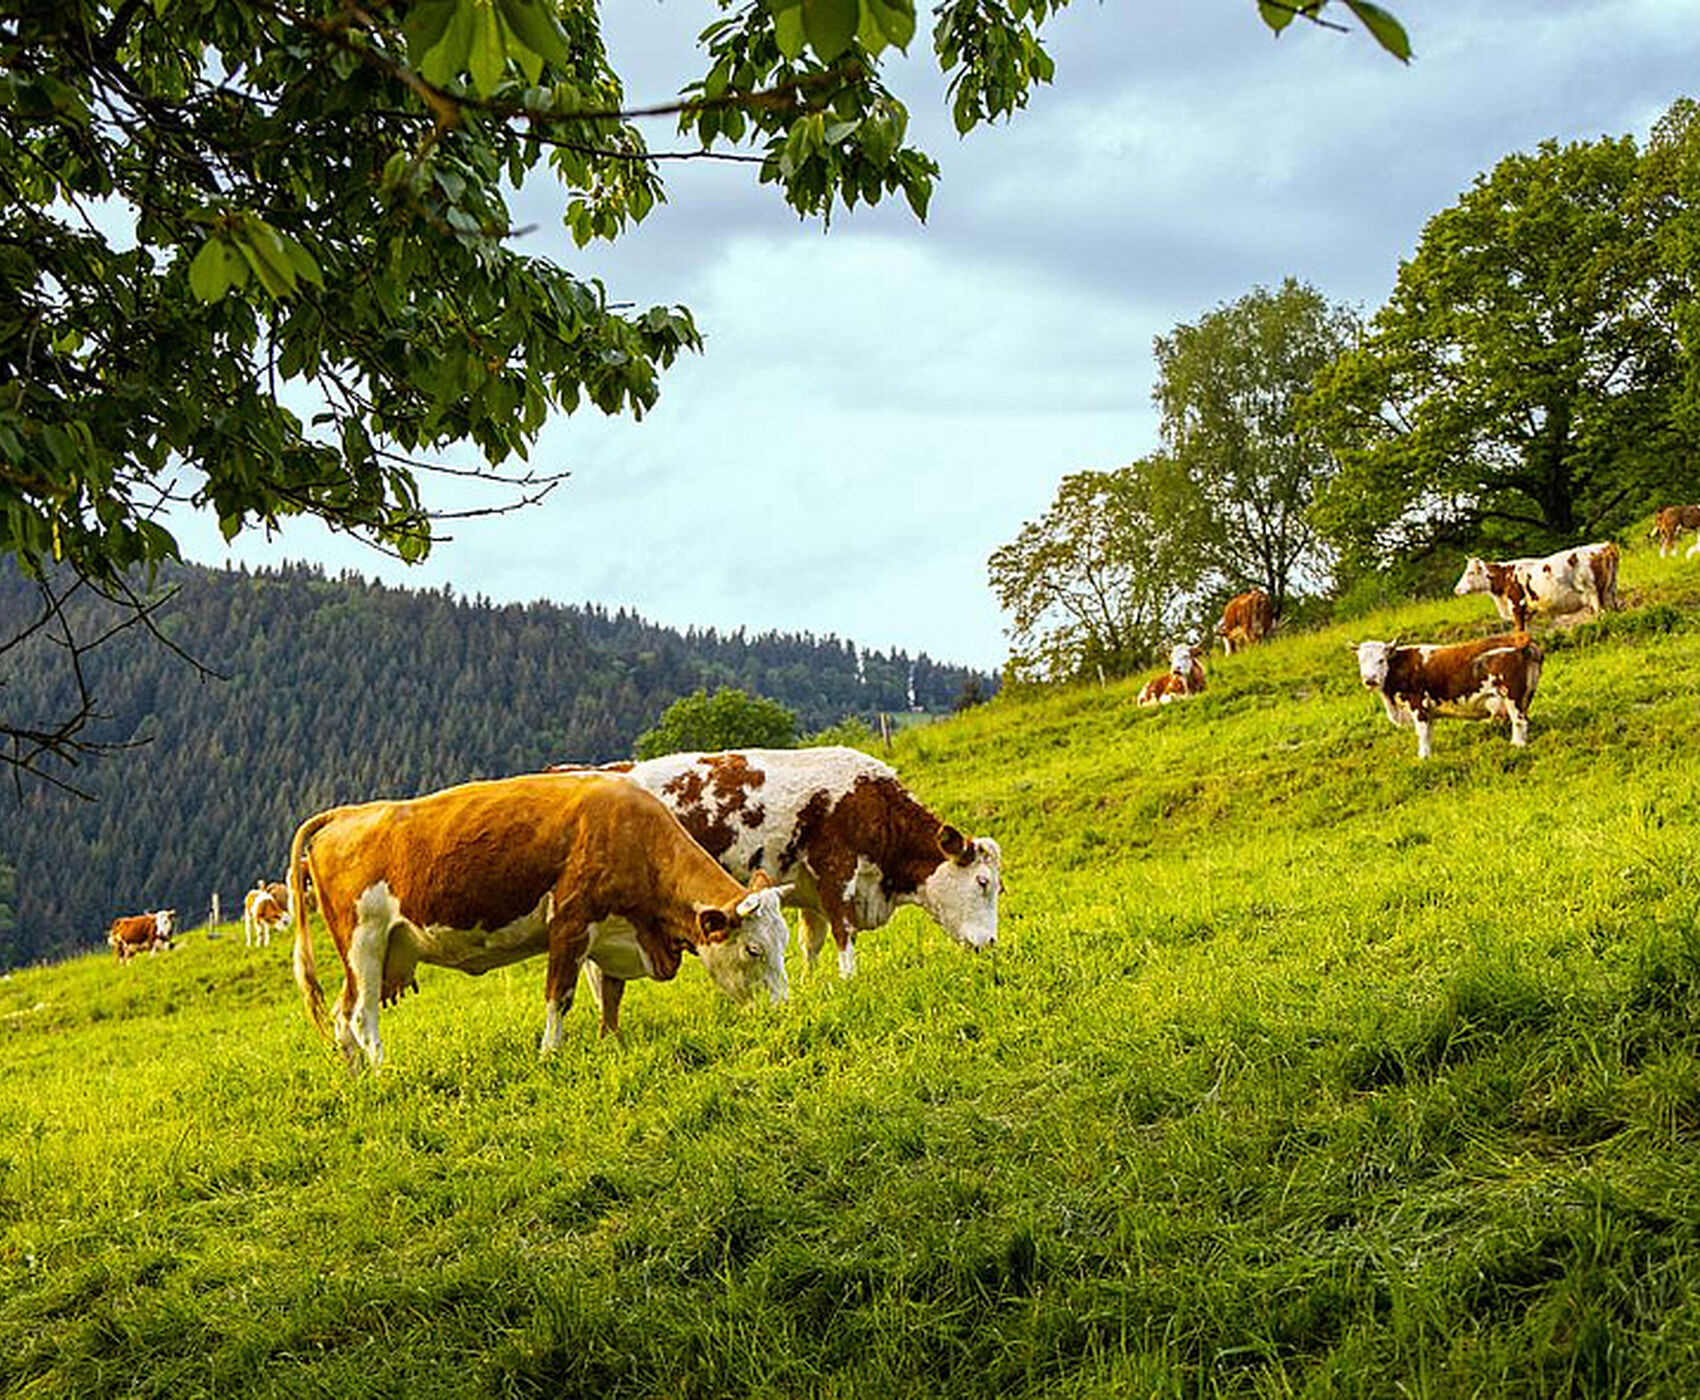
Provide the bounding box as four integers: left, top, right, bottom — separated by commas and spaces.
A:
170, 1, 1699, 673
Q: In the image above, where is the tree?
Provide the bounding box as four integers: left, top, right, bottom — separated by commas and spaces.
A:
634, 687, 798, 761
987, 455, 1208, 685
1305, 124, 1689, 578
1641, 98, 1700, 455
1153, 278, 1358, 617
0, 0, 1408, 779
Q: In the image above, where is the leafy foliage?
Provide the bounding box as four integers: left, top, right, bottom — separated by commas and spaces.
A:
634, 686, 800, 760
987, 456, 1208, 684
1306, 116, 1693, 575
0, 557, 989, 969
1153, 278, 1359, 616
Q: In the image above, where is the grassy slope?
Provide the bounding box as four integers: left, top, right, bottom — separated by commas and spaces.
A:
5, 544, 1700, 1398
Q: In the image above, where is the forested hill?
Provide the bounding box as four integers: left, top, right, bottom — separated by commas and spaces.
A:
0, 559, 992, 969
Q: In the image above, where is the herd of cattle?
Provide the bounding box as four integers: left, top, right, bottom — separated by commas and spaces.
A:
101, 515, 1692, 1069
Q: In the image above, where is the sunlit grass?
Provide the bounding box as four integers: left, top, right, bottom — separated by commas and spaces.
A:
5, 535, 1700, 1396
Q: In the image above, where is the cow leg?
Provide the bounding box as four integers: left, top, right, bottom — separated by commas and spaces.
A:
799, 908, 831, 970
1510, 708, 1530, 747
340, 899, 393, 1072
1413, 714, 1434, 760
541, 910, 591, 1054
596, 975, 626, 1037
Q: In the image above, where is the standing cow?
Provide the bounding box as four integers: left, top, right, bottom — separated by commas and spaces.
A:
1354, 633, 1543, 759
1137, 643, 1207, 707
1653, 506, 1700, 558
1453, 543, 1619, 629
288, 772, 792, 1073
1217, 589, 1274, 654
559, 747, 1002, 978
243, 885, 291, 947
109, 909, 176, 961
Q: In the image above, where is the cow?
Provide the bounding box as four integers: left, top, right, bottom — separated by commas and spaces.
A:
287, 772, 793, 1073
556, 746, 1001, 978
1217, 589, 1274, 654
1137, 643, 1207, 707
1453, 543, 1619, 629
109, 909, 176, 961
1653, 505, 1700, 558
243, 884, 290, 947
1353, 633, 1542, 760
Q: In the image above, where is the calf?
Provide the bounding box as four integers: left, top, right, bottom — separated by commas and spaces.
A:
1354, 633, 1542, 760
243, 885, 290, 947
1217, 589, 1274, 654
109, 909, 176, 961
1454, 543, 1619, 629
1653, 505, 1700, 558
288, 772, 792, 1073
557, 747, 1001, 978
1137, 643, 1207, 707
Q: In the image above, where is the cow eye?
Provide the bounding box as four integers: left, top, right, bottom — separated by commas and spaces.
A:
745, 942, 765, 960
977, 873, 992, 892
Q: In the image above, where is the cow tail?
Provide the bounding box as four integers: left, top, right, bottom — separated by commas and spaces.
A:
289, 809, 339, 1041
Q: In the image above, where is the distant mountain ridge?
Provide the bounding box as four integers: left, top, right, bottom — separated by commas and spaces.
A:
0, 558, 994, 968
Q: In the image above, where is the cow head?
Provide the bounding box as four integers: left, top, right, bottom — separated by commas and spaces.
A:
1168, 642, 1199, 676
1454, 558, 1491, 596
693, 873, 793, 1006
1353, 641, 1397, 691
921, 827, 1002, 952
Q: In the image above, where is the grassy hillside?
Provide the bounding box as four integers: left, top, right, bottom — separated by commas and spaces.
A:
5, 543, 1700, 1398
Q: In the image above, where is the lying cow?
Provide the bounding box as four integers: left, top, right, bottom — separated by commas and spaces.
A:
1653, 505, 1700, 558
109, 909, 176, 961
557, 746, 1001, 978
288, 772, 792, 1073
1453, 543, 1619, 629
1353, 633, 1543, 760
1137, 644, 1207, 707
243, 884, 290, 947
1217, 589, 1273, 654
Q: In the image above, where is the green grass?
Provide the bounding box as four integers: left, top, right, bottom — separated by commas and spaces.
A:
7, 540, 1700, 1397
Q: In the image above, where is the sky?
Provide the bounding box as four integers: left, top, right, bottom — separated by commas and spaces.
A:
167, 1, 1700, 673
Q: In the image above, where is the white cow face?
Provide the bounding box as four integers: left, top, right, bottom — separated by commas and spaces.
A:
696, 885, 792, 1006
920, 831, 1002, 952
1354, 641, 1395, 690
1454, 558, 1491, 596
1169, 643, 1197, 675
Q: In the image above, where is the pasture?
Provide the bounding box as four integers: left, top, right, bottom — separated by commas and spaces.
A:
5, 545, 1700, 1397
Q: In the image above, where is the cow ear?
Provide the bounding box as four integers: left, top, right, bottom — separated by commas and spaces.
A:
938, 825, 972, 864
696, 906, 731, 940
748, 868, 774, 892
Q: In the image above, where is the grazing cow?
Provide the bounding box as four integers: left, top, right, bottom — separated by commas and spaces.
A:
243, 885, 290, 947
288, 772, 792, 1073
1353, 633, 1542, 760
1653, 505, 1700, 558
1138, 643, 1207, 707
1217, 589, 1274, 654
1453, 543, 1619, 629
557, 747, 1001, 978
109, 909, 176, 961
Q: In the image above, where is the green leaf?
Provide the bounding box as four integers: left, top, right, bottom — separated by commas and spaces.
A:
858, 0, 915, 52
497, 0, 572, 79
1344, 1, 1412, 61
774, 5, 807, 61
801, 0, 858, 60
1257, 1, 1298, 34
188, 236, 231, 302
419, 0, 475, 86
468, 0, 507, 93
404, 0, 460, 69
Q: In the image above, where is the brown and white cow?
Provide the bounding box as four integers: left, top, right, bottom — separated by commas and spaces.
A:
288, 772, 791, 1073
1653, 505, 1700, 558
243, 884, 290, 947
1453, 543, 1619, 629
561, 747, 1002, 978
109, 909, 176, 961
1137, 643, 1207, 707
1353, 633, 1543, 760
1217, 589, 1274, 654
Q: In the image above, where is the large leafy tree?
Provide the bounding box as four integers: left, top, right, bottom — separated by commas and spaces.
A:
987, 455, 1209, 685
0, 0, 1408, 778
634, 686, 797, 760
1153, 278, 1357, 618
1305, 122, 1690, 576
